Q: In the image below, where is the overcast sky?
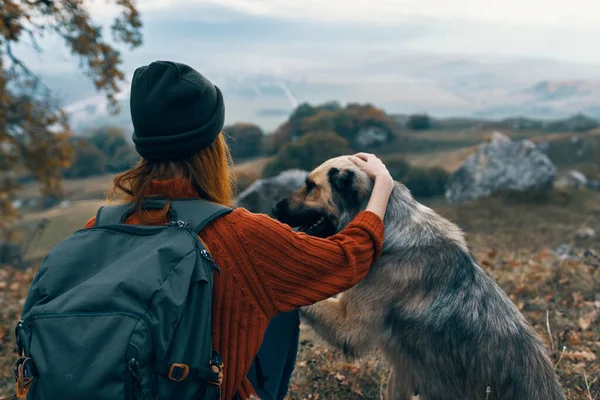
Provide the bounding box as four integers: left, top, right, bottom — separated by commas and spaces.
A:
10, 0, 600, 129
20, 0, 599, 74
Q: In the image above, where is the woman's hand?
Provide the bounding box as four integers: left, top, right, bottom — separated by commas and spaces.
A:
349, 153, 394, 220
349, 153, 393, 185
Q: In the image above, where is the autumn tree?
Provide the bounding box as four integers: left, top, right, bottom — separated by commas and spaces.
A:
0, 0, 143, 227
267, 102, 396, 154
262, 132, 351, 178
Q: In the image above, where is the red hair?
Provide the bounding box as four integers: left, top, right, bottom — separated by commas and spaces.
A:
110, 134, 236, 223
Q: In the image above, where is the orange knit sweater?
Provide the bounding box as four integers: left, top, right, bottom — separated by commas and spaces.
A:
84, 179, 384, 399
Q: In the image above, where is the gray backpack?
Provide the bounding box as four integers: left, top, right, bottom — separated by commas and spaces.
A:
13, 198, 231, 400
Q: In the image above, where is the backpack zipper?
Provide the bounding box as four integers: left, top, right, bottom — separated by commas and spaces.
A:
165, 220, 222, 275
200, 249, 221, 274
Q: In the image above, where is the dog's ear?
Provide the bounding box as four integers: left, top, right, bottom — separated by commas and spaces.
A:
328, 167, 355, 191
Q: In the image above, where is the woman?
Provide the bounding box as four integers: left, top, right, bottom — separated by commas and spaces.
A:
84, 61, 394, 400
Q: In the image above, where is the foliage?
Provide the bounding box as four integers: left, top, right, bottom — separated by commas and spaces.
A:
235, 170, 259, 193
403, 166, 449, 198
63, 139, 108, 178
64, 127, 138, 178
406, 114, 433, 130
380, 155, 411, 181
268, 102, 396, 154
224, 123, 264, 161
263, 132, 351, 178
0, 0, 143, 227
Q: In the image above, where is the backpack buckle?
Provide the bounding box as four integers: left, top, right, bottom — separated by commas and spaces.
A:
208, 359, 224, 386
168, 363, 190, 382
14, 357, 36, 398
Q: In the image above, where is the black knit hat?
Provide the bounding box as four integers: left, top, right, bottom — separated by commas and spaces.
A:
130, 61, 225, 161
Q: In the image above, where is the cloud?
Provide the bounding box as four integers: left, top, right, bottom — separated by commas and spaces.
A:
121, 0, 600, 28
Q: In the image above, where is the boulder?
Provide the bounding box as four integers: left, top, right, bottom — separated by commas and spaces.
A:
575, 227, 596, 240
586, 180, 600, 191
355, 126, 389, 147
536, 141, 550, 154
236, 169, 309, 216
445, 132, 556, 204
556, 170, 588, 189
0, 241, 24, 266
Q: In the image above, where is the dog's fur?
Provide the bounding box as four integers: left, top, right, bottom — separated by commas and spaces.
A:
273, 156, 564, 400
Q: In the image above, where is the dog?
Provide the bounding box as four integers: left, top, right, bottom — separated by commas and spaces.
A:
273, 156, 564, 400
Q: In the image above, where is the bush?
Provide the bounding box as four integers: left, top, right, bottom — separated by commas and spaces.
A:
268, 102, 396, 153
406, 114, 433, 131
224, 123, 265, 161
236, 169, 259, 193
63, 140, 108, 178
262, 132, 351, 178
380, 155, 410, 181
403, 166, 449, 198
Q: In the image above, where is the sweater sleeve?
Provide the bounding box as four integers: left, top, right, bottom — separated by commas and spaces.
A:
84, 217, 96, 229
231, 208, 385, 315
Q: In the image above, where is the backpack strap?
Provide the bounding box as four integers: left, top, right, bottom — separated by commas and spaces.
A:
169, 199, 232, 234
95, 198, 232, 234
94, 203, 133, 227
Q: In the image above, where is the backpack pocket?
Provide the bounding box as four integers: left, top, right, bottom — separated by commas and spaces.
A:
17, 312, 155, 400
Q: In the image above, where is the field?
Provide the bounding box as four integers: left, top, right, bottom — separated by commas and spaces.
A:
1, 128, 599, 399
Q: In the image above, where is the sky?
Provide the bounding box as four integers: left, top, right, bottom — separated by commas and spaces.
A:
10, 0, 600, 130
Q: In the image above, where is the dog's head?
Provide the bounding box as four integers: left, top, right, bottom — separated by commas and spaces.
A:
273, 156, 373, 237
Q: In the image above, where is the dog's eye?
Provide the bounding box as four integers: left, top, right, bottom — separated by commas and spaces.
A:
305, 180, 316, 194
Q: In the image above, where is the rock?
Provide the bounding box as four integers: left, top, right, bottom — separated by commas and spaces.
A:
575, 228, 596, 240
552, 244, 578, 261
445, 132, 556, 204
586, 180, 600, 191
355, 126, 389, 147
0, 241, 24, 267
536, 141, 550, 154
236, 169, 309, 216
556, 170, 588, 189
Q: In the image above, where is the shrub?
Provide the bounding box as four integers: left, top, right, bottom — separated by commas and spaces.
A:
63, 140, 108, 178
224, 123, 265, 161
236, 169, 260, 193
406, 114, 433, 131
262, 132, 351, 178
380, 155, 410, 181
403, 166, 449, 198
268, 102, 396, 153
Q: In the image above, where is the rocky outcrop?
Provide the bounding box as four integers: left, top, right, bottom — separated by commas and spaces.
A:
236, 169, 309, 215
355, 126, 389, 147
445, 132, 556, 204
556, 170, 588, 189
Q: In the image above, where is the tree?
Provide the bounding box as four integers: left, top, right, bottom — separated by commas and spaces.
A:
0, 0, 143, 227
403, 166, 449, 198
224, 123, 264, 161
63, 139, 108, 178
407, 114, 433, 131
381, 155, 411, 181
263, 132, 352, 178
86, 126, 138, 171
268, 102, 397, 154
